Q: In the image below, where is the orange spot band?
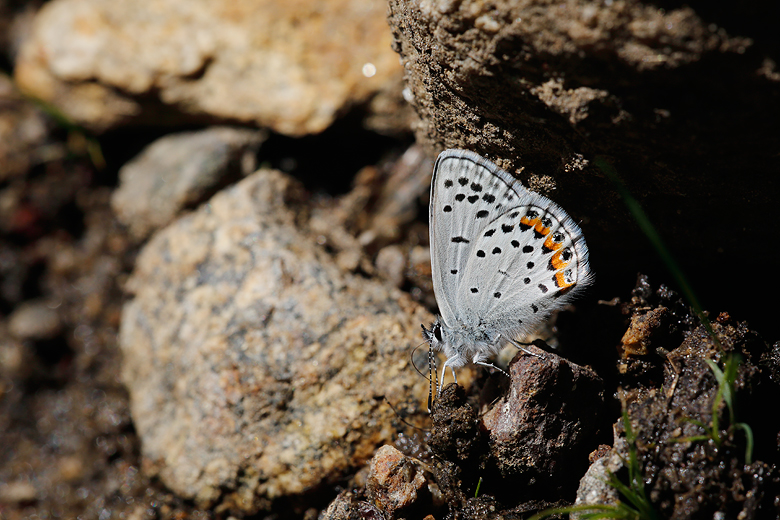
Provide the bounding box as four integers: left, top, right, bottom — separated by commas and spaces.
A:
555, 271, 574, 289
550, 250, 569, 270
534, 221, 550, 236
543, 235, 562, 252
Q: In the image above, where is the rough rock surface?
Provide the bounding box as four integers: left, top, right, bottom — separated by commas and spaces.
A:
366, 444, 429, 517
387, 0, 780, 324
573, 440, 623, 518
119, 168, 431, 510
14, 0, 404, 135
111, 126, 266, 240
481, 345, 604, 495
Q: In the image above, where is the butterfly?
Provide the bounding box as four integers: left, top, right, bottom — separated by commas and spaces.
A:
421, 149, 592, 395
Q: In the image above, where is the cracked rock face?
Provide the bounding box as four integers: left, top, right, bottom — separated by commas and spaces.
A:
387, 0, 780, 313
119, 169, 431, 510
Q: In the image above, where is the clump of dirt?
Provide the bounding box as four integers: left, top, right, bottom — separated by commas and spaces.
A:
613, 278, 780, 519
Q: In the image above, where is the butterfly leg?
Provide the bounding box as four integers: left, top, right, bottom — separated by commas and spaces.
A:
503, 335, 543, 358
438, 356, 461, 397
473, 359, 509, 378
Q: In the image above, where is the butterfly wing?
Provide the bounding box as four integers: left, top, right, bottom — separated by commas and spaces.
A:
430, 149, 515, 327
431, 149, 591, 336
454, 168, 591, 337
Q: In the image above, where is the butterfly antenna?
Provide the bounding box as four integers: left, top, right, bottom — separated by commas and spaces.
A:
379, 396, 431, 433
427, 345, 435, 413
410, 340, 430, 379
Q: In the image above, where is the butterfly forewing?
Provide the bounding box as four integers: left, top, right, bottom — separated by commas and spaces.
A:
430, 151, 510, 327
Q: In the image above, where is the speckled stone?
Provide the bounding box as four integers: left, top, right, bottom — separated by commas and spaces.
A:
119, 168, 431, 510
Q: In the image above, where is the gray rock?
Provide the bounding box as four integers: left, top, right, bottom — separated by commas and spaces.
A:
111, 127, 266, 240
119, 169, 431, 510
573, 449, 622, 517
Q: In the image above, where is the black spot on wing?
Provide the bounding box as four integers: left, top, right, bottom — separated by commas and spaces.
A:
451, 236, 470, 243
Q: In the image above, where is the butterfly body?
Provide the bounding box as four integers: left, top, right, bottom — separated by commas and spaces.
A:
422, 317, 503, 370
424, 149, 592, 390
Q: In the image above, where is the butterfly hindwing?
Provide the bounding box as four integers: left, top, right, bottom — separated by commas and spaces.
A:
456, 200, 590, 335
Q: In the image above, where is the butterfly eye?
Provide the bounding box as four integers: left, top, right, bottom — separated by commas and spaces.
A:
433, 324, 443, 342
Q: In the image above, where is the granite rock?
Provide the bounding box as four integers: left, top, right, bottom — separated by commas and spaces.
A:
119, 168, 431, 510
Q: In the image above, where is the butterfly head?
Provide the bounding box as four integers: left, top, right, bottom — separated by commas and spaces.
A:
421, 319, 444, 351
